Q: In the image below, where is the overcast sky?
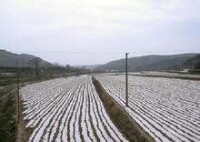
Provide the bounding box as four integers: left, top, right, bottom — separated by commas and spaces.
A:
1, 0, 200, 65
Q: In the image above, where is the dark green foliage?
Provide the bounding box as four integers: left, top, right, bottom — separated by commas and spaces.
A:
195, 62, 200, 69
184, 54, 200, 69
0, 92, 17, 142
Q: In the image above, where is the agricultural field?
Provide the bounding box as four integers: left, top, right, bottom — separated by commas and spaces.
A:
20, 76, 127, 142
129, 71, 200, 80
96, 74, 200, 142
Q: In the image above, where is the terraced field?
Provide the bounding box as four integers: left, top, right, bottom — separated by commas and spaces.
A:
96, 74, 200, 142
20, 76, 127, 142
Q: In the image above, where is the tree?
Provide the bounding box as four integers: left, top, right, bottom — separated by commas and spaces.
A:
30, 57, 41, 79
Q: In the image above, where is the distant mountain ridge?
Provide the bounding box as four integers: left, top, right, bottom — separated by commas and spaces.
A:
96, 53, 200, 72
0, 49, 52, 67
1, 49, 199, 71
74, 64, 101, 70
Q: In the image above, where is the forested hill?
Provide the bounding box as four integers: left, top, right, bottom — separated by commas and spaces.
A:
184, 54, 200, 69
96, 53, 200, 72
0, 49, 52, 67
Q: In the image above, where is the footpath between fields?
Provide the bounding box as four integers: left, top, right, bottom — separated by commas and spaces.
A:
92, 77, 155, 142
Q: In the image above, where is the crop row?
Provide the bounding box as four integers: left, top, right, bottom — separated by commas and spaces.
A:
96, 74, 200, 142
20, 76, 127, 142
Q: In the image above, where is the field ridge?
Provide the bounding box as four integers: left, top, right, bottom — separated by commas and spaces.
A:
92, 76, 155, 142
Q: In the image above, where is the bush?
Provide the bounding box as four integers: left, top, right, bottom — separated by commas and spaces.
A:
0, 92, 17, 142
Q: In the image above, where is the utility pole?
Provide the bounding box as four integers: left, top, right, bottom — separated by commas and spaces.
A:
35, 58, 39, 79
17, 57, 20, 124
125, 53, 129, 107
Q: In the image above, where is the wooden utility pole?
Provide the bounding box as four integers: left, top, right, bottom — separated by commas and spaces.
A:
34, 58, 39, 79
17, 58, 20, 124
125, 53, 129, 107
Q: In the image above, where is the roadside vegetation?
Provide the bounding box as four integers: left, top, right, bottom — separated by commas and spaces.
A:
0, 88, 17, 142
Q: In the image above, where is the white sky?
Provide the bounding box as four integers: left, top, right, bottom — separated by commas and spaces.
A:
1, 0, 200, 65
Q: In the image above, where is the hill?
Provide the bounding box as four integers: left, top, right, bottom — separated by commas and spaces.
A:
0, 49, 52, 68
96, 53, 199, 72
74, 64, 101, 70
184, 54, 200, 69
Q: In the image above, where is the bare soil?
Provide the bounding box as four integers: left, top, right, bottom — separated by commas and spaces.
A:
16, 91, 34, 142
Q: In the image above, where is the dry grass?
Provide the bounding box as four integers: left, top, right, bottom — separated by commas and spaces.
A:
92, 77, 155, 142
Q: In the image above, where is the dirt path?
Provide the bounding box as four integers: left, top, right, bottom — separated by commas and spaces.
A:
17, 98, 34, 142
